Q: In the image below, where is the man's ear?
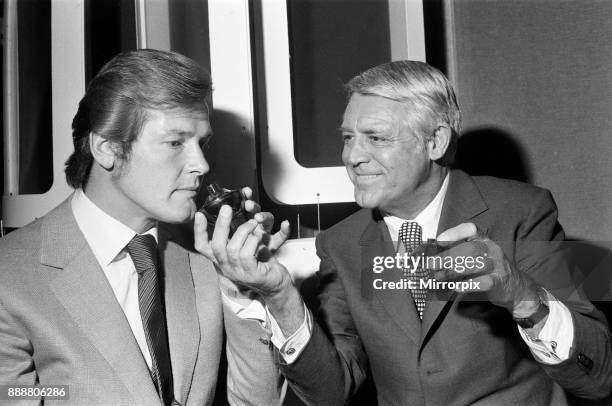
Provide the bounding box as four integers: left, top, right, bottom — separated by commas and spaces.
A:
427, 125, 452, 161
89, 132, 116, 170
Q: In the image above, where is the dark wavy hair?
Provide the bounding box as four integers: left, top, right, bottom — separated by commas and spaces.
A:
65, 49, 212, 188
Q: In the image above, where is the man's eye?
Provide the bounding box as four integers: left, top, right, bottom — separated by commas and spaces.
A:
342, 134, 353, 143
168, 140, 183, 148
368, 135, 389, 145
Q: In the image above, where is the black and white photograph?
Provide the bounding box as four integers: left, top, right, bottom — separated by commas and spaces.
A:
0, 0, 611, 405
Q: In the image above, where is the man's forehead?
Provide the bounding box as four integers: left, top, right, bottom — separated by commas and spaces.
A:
146, 107, 210, 123
152, 106, 209, 120
341, 94, 405, 129
141, 107, 212, 136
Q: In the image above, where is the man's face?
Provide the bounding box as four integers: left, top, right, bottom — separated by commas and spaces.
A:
341, 93, 436, 217
109, 108, 211, 229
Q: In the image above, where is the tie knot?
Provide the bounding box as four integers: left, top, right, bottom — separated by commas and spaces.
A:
126, 234, 158, 274
399, 221, 423, 253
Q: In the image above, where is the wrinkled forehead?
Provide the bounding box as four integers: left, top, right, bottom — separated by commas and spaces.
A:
341, 93, 410, 131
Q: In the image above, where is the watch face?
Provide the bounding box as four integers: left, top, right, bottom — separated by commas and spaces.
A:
515, 300, 549, 329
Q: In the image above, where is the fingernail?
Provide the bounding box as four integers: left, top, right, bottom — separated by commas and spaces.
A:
220, 205, 232, 216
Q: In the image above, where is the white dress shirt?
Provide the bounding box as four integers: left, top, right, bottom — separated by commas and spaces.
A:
71, 188, 155, 370
72, 188, 278, 372
269, 173, 575, 365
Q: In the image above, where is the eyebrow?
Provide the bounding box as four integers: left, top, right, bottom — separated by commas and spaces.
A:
166, 128, 213, 137
166, 129, 192, 135
339, 122, 392, 133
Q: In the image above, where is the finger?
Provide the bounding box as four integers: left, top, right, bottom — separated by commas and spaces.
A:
436, 241, 490, 274
269, 220, 291, 251
194, 212, 214, 259
226, 219, 260, 265
243, 199, 261, 215
253, 211, 274, 233
463, 274, 495, 292
240, 186, 253, 200
442, 241, 484, 259
239, 231, 265, 271
445, 274, 493, 294
433, 259, 492, 281
436, 223, 478, 246
210, 205, 233, 264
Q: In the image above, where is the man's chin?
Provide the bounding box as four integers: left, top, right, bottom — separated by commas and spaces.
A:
160, 205, 197, 224
354, 192, 381, 209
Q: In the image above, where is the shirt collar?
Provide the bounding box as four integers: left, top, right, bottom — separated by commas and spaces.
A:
383, 172, 450, 241
71, 188, 158, 266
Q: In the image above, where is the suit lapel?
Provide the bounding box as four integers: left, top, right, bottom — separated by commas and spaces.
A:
421, 170, 489, 342
42, 198, 159, 405
158, 232, 200, 405
360, 211, 421, 345
436, 170, 489, 238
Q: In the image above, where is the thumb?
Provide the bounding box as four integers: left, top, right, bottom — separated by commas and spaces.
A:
269, 220, 291, 251
436, 222, 478, 246
194, 211, 214, 259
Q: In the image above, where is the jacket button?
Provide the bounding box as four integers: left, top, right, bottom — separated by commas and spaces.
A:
286, 348, 296, 355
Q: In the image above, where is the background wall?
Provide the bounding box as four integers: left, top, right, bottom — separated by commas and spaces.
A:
448, 0, 612, 243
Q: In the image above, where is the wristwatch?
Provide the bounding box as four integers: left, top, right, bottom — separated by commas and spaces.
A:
514, 289, 550, 329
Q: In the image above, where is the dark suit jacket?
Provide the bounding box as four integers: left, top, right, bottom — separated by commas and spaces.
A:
282, 170, 612, 405
0, 196, 282, 405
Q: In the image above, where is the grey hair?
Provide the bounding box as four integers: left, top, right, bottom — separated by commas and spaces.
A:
345, 61, 461, 162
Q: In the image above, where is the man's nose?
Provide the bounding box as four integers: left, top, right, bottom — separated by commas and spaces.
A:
342, 137, 370, 166
188, 144, 209, 176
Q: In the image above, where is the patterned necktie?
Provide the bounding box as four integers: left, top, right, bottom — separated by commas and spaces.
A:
126, 234, 174, 405
399, 221, 428, 319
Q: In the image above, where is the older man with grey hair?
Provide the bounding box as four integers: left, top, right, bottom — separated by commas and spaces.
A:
203, 60, 612, 405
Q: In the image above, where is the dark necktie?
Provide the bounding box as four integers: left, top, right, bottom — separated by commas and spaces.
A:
399, 221, 428, 319
126, 234, 174, 405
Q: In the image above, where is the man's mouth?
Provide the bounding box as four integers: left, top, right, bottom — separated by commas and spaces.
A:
353, 173, 382, 184
177, 187, 199, 197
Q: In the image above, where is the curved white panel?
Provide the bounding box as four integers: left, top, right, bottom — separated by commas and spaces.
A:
258, 0, 425, 205
258, 0, 353, 205
208, 0, 257, 190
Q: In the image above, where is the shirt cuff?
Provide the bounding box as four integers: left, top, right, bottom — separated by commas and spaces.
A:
266, 304, 313, 364
518, 290, 574, 365
221, 291, 268, 327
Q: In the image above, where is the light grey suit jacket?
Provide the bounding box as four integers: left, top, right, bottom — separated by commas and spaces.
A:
0, 197, 283, 405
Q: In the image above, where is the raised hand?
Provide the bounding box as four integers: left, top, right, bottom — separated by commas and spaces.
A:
194, 186, 292, 298
433, 223, 541, 318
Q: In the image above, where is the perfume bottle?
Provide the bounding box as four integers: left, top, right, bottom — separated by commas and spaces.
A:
199, 183, 249, 235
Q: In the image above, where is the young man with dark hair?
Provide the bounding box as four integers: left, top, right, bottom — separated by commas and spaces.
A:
0, 49, 285, 405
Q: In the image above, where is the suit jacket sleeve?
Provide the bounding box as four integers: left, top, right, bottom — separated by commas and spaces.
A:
223, 292, 286, 406
279, 235, 369, 405
0, 297, 41, 405
515, 189, 612, 399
